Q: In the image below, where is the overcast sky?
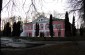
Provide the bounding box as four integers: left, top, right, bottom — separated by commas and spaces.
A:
1, 0, 81, 28
1, 0, 68, 19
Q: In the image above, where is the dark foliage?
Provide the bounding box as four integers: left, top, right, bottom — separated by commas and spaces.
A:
16, 21, 22, 36
3, 22, 11, 36
72, 16, 76, 36
12, 21, 22, 36
80, 26, 84, 36
65, 12, 72, 37
83, 0, 85, 23
0, 0, 2, 36
0, 0, 2, 13
35, 22, 39, 37
81, 0, 85, 22
12, 22, 17, 36
49, 14, 54, 37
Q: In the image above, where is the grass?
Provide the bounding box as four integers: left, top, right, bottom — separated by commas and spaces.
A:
2, 42, 85, 55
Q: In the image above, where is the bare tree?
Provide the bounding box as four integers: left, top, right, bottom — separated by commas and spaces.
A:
67, 0, 85, 25
2, 0, 66, 22
2, 0, 42, 20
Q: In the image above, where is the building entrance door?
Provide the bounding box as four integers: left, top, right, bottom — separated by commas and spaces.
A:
58, 30, 61, 37
40, 32, 44, 37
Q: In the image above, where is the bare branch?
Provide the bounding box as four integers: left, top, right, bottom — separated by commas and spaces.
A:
2, 0, 11, 10
22, 0, 26, 8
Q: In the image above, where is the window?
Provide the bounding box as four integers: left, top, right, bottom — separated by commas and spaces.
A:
53, 24, 56, 29
30, 26, 32, 29
45, 32, 49, 37
58, 30, 61, 37
57, 24, 61, 29
40, 24, 43, 29
45, 24, 49, 29
24, 26, 26, 30
24, 26, 28, 30
27, 25, 32, 29
30, 25, 33, 29
34, 24, 36, 29
41, 19, 43, 21
47, 32, 50, 37
41, 26, 43, 29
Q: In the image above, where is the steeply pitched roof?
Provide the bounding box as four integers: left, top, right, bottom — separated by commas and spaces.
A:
24, 16, 65, 24
53, 18, 64, 21
24, 22, 32, 24
32, 15, 49, 23
52, 17, 64, 21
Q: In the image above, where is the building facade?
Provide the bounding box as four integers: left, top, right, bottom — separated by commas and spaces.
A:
21, 15, 65, 37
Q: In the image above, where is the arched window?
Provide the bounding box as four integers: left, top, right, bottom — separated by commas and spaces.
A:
28, 25, 32, 29
45, 23, 49, 29
53, 24, 57, 29
40, 24, 43, 29
57, 24, 61, 29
